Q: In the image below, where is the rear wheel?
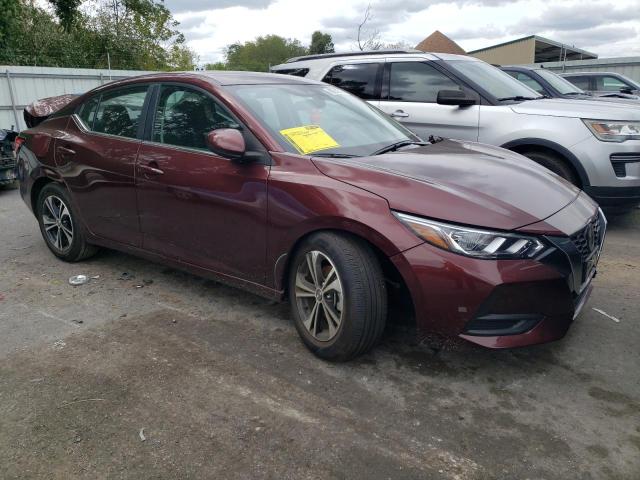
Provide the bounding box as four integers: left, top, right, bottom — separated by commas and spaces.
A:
521, 150, 579, 186
288, 232, 387, 361
37, 183, 98, 262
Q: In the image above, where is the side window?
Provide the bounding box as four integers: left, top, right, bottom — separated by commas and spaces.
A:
322, 63, 380, 99
513, 72, 545, 94
93, 86, 148, 138
78, 96, 99, 129
273, 68, 309, 77
389, 62, 461, 103
152, 85, 238, 150
566, 76, 591, 90
598, 76, 628, 91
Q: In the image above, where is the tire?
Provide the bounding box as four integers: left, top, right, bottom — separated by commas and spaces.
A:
288, 232, 387, 362
521, 150, 579, 186
36, 182, 98, 262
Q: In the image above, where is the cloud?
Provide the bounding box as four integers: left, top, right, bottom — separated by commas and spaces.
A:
167, 0, 640, 63
510, 3, 637, 34
164, 0, 273, 14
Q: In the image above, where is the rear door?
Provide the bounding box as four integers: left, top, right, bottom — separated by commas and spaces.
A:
321, 62, 383, 107
135, 83, 270, 283
57, 85, 150, 246
378, 59, 480, 141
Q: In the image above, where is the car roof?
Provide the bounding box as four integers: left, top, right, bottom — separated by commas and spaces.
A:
111, 71, 321, 86
272, 51, 476, 70
560, 72, 620, 77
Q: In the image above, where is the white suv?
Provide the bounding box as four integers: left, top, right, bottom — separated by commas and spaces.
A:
272, 51, 640, 211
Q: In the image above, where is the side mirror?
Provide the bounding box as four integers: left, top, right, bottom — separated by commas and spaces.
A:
206, 128, 246, 161
437, 89, 476, 106
620, 87, 634, 95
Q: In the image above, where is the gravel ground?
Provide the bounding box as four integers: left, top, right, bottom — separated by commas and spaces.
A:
0, 187, 638, 480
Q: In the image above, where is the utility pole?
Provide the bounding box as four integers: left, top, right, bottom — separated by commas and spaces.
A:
107, 51, 112, 80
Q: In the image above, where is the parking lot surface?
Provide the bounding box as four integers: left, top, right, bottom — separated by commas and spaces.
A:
1, 187, 639, 479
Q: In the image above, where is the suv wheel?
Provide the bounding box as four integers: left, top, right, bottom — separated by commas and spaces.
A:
521, 150, 579, 186
37, 183, 98, 262
288, 232, 387, 362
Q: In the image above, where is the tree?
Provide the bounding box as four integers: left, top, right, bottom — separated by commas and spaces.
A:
224, 35, 307, 71
309, 31, 334, 55
49, 0, 82, 32
0, 0, 196, 70
356, 3, 382, 51
0, 0, 19, 49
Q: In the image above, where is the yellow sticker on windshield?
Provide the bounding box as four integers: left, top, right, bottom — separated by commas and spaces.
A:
279, 125, 340, 155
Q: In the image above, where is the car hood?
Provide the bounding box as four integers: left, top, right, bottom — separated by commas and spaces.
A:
510, 97, 640, 120
312, 139, 580, 231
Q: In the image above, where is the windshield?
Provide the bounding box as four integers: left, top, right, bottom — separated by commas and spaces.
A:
535, 69, 584, 95
448, 60, 543, 101
228, 84, 418, 157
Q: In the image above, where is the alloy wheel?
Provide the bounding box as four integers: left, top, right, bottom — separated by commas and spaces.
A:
294, 250, 344, 342
41, 194, 74, 253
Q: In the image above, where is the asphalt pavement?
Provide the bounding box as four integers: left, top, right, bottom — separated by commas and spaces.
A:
0, 186, 638, 479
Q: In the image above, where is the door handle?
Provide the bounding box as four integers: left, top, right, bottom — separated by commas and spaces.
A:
57, 145, 76, 156
139, 162, 164, 175
390, 110, 409, 118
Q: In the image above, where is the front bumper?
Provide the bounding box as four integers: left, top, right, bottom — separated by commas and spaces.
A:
571, 136, 640, 209
583, 185, 640, 211
390, 209, 605, 349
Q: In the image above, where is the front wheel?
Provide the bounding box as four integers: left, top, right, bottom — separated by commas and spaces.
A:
288, 232, 387, 362
36, 182, 98, 262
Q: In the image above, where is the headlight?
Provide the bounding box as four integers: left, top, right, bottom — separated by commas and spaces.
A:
393, 212, 548, 259
583, 119, 640, 142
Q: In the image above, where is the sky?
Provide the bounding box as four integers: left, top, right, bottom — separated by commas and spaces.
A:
165, 0, 640, 64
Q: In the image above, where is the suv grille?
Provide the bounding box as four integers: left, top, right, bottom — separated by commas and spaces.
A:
570, 213, 605, 262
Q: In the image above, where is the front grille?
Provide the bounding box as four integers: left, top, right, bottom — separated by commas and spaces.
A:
570, 213, 605, 262
610, 153, 640, 178
0, 154, 15, 168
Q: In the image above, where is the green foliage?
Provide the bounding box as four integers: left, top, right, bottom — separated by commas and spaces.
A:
309, 31, 334, 55
0, 0, 197, 70
0, 0, 20, 48
224, 35, 308, 72
49, 0, 82, 32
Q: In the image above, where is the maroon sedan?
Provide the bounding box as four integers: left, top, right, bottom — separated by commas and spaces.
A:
17, 72, 606, 361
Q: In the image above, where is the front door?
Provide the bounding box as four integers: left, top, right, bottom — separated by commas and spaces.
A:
136, 84, 269, 284
57, 85, 149, 246
378, 60, 480, 141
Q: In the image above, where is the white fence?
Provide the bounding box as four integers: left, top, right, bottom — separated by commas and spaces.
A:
0, 66, 154, 131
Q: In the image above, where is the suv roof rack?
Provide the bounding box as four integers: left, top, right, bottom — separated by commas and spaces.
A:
285, 49, 422, 64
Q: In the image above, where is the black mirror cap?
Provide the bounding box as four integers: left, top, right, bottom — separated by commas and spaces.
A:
437, 89, 476, 106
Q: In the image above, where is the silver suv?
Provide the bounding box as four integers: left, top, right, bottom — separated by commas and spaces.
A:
272, 51, 640, 211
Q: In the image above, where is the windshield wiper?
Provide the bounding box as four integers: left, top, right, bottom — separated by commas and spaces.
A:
496, 95, 540, 101
312, 152, 359, 158
371, 140, 428, 156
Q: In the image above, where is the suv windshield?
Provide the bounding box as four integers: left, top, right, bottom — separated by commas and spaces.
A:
229, 84, 419, 157
536, 69, 584, 95
448, 60, 543, 101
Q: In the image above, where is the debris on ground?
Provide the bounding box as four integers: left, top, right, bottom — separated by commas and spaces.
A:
119, 272, 135, 281
69, 275, 89, 286
592, 308, 621, 323
139, 428, 146, 442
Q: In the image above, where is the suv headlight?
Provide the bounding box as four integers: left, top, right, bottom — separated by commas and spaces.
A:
583, 119, 640, 142
394, 212, 548, 259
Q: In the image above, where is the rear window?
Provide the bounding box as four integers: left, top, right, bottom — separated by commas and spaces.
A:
322, 63, 381, 100
565, 76, 591, 90
92, 86, 148, 139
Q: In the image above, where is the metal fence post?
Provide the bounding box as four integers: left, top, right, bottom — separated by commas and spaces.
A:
5, 69, 21, 132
